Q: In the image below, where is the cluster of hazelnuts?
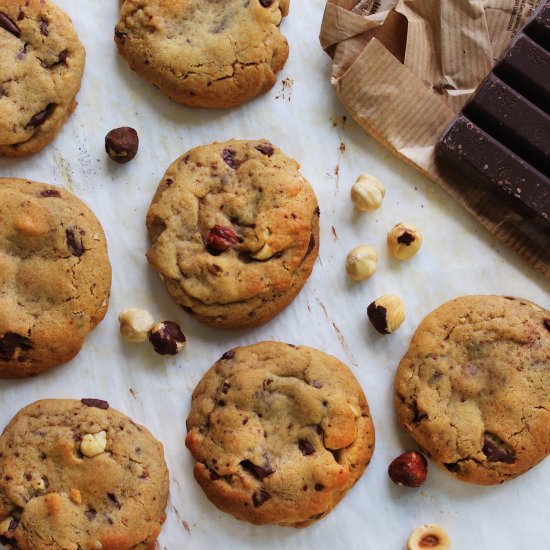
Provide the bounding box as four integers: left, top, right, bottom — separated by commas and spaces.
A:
346, 173, 423, 336
118, 308, 186, 356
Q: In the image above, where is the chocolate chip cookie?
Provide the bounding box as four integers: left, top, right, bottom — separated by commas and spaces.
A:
146, 140, 319, 329
0, 179, 111, 378
0, 0, 85, 157
0, 399, 169, 550
185, 342, 375, 526
395, 295, 550, 485
115, 0, 289, 108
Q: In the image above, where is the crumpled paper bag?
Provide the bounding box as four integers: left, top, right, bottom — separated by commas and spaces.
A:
321, 0, 549, 276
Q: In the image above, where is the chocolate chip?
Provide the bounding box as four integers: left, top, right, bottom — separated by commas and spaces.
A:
207, 466, 220, 481
40, 18, 49, 36
0, 86, 6, 97
221, 350, 235, 361
27, 103, 56, 128
252, 489, 271, 507
314, 206, 320, 216
107, 493, 122, 509
85, 508, 97, 521
241, 459, 274, 480
255, 144, 274, 157
367, 302, 390, 334
259, 0, 275, 6
39, 189, 61, 198
165, 178, 173, 186
221, 148, 239, 169
222, 382, 230, 394
482, 432, 515, 463
114, 30, 126, 40
0, 13, 21, 37
56, 49, 67, 64
544, 319, 550, 332
105, 127, 139, 164
397, 231, 416, 245
81, 398, 109, 410
0, 333, 33, 360
298, 439, 315, 456
314, 483, 325, 491
8, 519, 18, 532
66, 229, 84, 257
17, 10, 24, 21
306, 234, 315, 254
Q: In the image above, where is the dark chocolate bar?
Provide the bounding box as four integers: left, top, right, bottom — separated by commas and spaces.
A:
436, 1, 550, 227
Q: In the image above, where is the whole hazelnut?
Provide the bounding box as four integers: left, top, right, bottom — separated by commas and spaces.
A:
149, 321, 186, 355
388, 451, 428, 487
346, 245, 378, 281
105, 127, 139, 163
367, 294, 405, 334
350, 174, 385, 212
387, 222, 422, 260
407, 524, 451, 550
118, 308, 155, 343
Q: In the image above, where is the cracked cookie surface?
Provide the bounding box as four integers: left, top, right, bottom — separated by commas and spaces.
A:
395, 295, 550, 485
0, 399, 169, 550
114, 0, 289, 108
146, 139, 319, 329
0, 179, 111, 378
185, 342, 375, 526
0, 0, 85, 157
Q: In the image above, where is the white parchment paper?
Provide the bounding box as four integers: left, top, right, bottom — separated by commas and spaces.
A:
1, 1, 548, 549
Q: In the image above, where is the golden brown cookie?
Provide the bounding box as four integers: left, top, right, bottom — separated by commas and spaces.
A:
146, 139, 319, 330
0, 0, 85, 157
114, 0, 289, 108
0, 399, 169, 550
0, 179, 111, 378
395, 295, 550, 485
186, 342, 375, 527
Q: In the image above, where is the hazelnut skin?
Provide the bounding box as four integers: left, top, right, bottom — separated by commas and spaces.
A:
388, 451, 428, 487
149, 321, 186, 355
105, 127, 139, 164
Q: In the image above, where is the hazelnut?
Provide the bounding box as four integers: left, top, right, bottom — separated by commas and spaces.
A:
388, 451, 428, 487
206, 225, 239, 255
105, 127, 139, 164
407, 524, 451, 550
250, 229, 274, 261
367, 294, 405, 334
118, 308, 155, 343
387, 222, 422, 260
350, 174, 385, 212
70, 488, 82, 505
149, 321, 186, 355
346, 245, 378, 281
80, 431, 107, 458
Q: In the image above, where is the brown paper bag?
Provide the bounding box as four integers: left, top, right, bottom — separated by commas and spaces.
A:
320, 0, 550, 277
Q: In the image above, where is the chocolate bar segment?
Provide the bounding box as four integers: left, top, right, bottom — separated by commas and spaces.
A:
436, 1, 550, 227
464, 73, 549, 172
496, 34, 550, 107
438, 114, 550, 223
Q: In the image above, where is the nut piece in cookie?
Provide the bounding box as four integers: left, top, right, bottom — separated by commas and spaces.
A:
119, 308, 155, 343
146, 140, 320, 329
350, 174, 385, 212
114, 0, 290, 108
0, 399, 169, 549
367, 295, 405, 334
185, 342, 375, 526
394, 295, 550, 485
149, 321, 186, 355
408, 524, 451, 550
105, 127, 139, 163
0, 1, 86, 157
387, 223, 422, 260
0, 179, 112, 378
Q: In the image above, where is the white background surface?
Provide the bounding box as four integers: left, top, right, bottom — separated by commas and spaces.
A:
1, 1, 549, 549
